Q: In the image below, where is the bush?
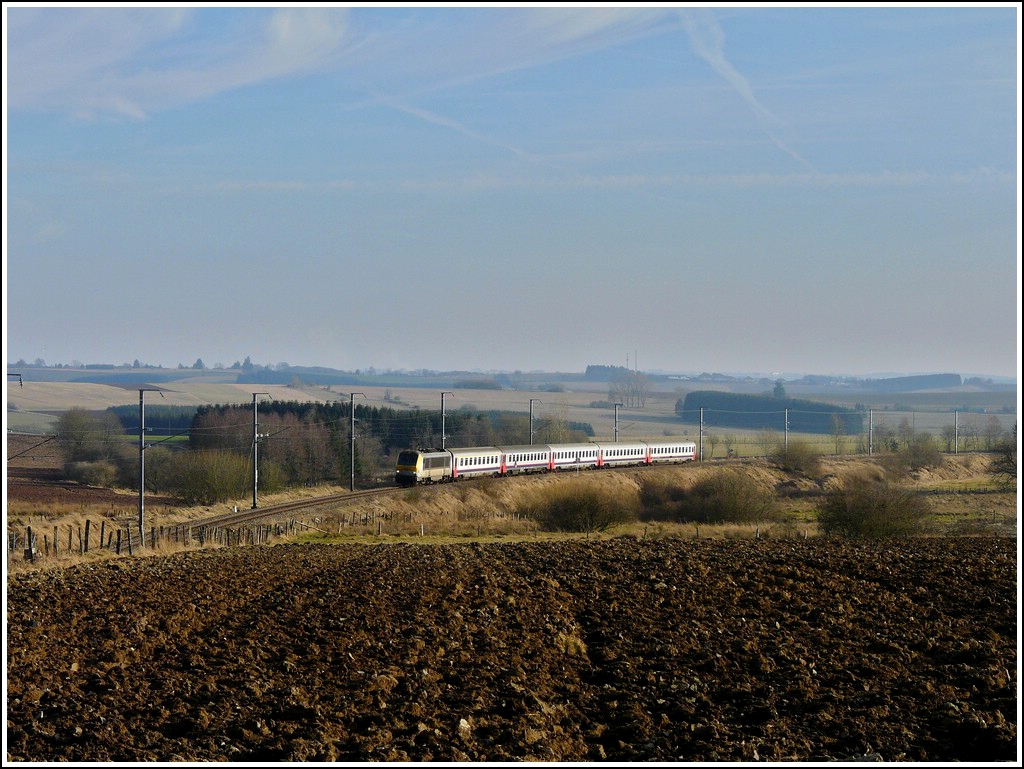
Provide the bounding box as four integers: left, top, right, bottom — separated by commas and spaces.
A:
170, 450, 250, 505
516, 480, 638, 533
816, 479, 931, 538
64, 461, 118, 488
768, 440, 821, 474
668, 470, 778, 524
878, 435, 943, 479
638, 475, 689, 520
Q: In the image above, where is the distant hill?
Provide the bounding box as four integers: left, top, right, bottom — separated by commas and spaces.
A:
6, 363, 1013, 393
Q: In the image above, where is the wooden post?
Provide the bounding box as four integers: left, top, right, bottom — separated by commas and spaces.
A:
116, 529, 122, 555
84, 520, 91, 553
26, 526, 35, 562
77, 526, 84, 554
54, 526, 59, 555
100, 521, 106, 550
126, 527, 133, 556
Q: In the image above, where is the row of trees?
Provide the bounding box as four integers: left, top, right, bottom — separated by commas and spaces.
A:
53, 401, 593, 504
676, 391, 864, 434
51, 397, 1017, 509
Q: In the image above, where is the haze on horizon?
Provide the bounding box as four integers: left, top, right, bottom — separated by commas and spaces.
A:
4, 5, 1021, 381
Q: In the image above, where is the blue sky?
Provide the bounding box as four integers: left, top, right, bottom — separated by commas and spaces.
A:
4, 4, 1020, 379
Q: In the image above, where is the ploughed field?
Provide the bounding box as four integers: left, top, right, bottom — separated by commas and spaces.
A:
5, 537, 1017, 762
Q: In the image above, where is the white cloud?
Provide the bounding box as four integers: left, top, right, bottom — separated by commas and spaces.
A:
678, 8, 817, 171
6, 7, 352, 119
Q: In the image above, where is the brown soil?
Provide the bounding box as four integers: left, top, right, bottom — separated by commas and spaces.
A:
6, 434, 1018, 762
5, 536, 1018, 763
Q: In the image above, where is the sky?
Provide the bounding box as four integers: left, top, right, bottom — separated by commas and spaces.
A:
4, 3, 1021, 380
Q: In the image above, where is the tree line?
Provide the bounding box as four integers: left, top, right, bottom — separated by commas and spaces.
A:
676, 391, 864, 434
53, 401, 593, 505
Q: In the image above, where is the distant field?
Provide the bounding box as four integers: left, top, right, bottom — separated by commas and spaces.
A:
5, 372, 1017, 452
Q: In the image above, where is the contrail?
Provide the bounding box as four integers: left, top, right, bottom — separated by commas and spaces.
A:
679, 8, 817, 172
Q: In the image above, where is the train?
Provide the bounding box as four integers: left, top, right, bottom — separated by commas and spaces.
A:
394, 439, 698, 486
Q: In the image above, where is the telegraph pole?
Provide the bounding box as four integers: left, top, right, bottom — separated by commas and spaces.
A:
529, 399, 542, 444
441, 391, 453, 449
614, 403, 623, 442
251, 393, 271, 509
350, 393, 365, 491
137, 387, 163, 548
699, 407, 705, 461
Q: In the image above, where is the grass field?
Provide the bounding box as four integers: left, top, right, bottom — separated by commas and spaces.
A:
6, 371, 1016, 453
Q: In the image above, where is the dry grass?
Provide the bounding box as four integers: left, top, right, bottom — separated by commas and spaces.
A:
6, 454, 1015, 575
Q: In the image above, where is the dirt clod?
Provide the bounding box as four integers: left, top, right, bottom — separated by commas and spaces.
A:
5, 537, 1017, 762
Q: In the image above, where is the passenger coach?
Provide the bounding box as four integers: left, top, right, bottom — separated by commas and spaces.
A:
395, 439, 698, 486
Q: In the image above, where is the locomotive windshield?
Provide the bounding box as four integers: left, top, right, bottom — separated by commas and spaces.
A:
397, 451, 420, 465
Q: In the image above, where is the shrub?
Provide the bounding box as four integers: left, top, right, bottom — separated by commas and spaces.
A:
169, 450, 249, 505
878, 434, 943, 479
64, 461, 118, 488
516, 479, 638, 534
638, 475, 689, 520
816, 479, 931, 538
768, 440, 821, 474
670, 469, 778, 524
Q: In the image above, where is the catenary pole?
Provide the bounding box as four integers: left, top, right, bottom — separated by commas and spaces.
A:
350, 393, 365, 492
252, 393, 270, 509
441, 392, 453, 449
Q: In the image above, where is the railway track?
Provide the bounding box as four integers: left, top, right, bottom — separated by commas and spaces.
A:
192, 458, 733, 530
191, 486, 397, 529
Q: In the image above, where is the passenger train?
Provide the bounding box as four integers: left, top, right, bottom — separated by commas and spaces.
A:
394, 439, 698, 486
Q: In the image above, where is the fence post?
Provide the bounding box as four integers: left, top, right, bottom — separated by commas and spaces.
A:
84, 520, 91, 553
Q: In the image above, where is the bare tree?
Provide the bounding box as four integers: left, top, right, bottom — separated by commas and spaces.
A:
756, 428, 778, 458
56, 408, 124, 463
608, 372, 649, 409
830, 414, 845, 455
982, 416, 1004, 450
941, 424, 958, 453
989, 425, 1016, 490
